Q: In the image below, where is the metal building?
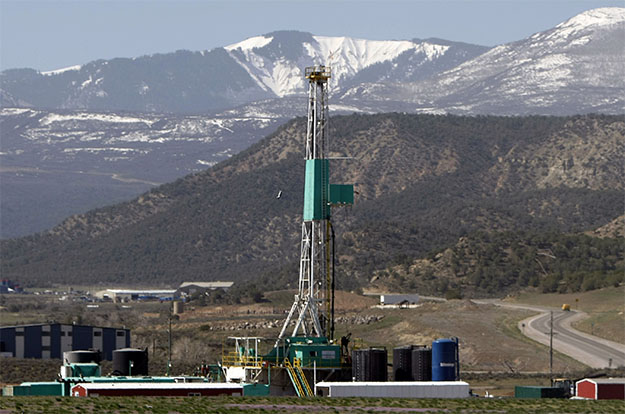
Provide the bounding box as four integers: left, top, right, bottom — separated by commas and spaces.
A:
576, 378, 625, 400
0, 323, 130, 360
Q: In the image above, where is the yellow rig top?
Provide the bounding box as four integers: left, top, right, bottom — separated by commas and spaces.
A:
305, 66, 331, 82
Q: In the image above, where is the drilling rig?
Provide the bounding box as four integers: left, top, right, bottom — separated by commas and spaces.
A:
276, 65, 354, 346
220, 67, 354, 395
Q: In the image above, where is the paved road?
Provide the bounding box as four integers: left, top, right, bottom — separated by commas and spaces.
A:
474, 300, 625, 369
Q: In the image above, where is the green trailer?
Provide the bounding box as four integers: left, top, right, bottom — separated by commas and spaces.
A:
4, 382, 65, 396
243, 383, 270, 396
514, 385, 567, 398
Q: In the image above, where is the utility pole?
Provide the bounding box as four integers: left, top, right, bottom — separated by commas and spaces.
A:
167, 303, 172, 376
549, 311, 553, 386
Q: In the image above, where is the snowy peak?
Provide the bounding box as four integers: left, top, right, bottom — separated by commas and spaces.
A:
555, 7, 625, 33
528, 6, 625, 49
225, 31, 456, 97
338, 7, 625, 115
436, 7, 625, 114
225, 34, 273, 52
2, 8, 621, 115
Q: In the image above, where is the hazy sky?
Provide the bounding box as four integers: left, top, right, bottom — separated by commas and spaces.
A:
1, 0, 623, 71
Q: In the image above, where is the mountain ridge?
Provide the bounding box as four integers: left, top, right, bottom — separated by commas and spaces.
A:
341, 7, 625, 115
1, 113, 623, 295
1, 7, 624, 239
0, 33, 488, 113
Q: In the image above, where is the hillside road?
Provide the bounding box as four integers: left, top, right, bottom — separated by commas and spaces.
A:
473, 300, 625, 369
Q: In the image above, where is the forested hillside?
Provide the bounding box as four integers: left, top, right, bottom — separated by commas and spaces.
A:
1, 114, 623, 297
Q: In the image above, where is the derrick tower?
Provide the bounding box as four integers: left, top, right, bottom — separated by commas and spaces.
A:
276, 66, 353, 346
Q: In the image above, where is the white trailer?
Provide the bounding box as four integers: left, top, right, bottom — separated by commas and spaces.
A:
316, 381, 470, 398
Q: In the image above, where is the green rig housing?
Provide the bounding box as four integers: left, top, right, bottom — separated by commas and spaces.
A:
303, 159, 353, 221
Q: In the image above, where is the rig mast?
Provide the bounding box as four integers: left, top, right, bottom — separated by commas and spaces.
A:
276, 66, 353, 346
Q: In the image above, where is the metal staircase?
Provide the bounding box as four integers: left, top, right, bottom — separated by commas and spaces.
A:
284, 358, 312, 397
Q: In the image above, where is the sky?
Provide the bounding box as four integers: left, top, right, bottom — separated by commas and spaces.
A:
1, 0, 623, 72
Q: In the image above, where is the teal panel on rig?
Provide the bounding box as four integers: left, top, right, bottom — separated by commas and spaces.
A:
303, 159, 329, 220
329, 184, 354, 205
288, 343, 341, 368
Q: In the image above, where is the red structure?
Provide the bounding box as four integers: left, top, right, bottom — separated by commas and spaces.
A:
71, 382, 243, 397
576, 378, 625, 400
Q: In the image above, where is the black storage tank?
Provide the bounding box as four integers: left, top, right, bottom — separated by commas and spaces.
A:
411, 346, 432, 381
352, 348, 387, 382
352, 349, 368, 381
112, 348, 148, 376
64, 350, 101, 364
369, 348, 388, 382
393, 346, 413, 381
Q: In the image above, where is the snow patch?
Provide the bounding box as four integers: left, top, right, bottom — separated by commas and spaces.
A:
41, 65, 82, 76
63, 147, 147, 154
225, 35, 273, 51
196, 159, 217, 167
81, 76, 93, 88
330, 104, 371, 114
40, 113, 153, 126
0, 108, 33, 116
533, 54, 572, 71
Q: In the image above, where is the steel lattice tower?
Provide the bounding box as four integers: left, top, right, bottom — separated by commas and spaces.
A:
276, 66, 353, 346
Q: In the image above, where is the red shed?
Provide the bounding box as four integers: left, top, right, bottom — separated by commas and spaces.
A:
71, 382, 243, 397
576, 378, 625, 400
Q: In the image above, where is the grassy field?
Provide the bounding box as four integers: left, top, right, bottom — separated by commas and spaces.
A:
511, 286, 625, 344
1, 287, 619, 390
1, 395, 624, 414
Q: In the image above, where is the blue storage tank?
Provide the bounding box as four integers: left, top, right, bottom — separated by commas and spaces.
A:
432, 338, 459, 381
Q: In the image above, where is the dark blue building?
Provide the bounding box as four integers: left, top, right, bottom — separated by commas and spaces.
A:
0, 323, 130, 360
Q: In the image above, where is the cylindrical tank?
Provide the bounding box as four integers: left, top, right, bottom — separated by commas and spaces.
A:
411, 346, 432, 381
393, 346, 413, 381
432, 338, 459, 381
369, 348, 388, 382
352, 348, 387, 382
112, 348, 148, 376
352, 349, 368, 381
60, 365, 73, 379
64, 350, 101, 364
173, 301, 184, 315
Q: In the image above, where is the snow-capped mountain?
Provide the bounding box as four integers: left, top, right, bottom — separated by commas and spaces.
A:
341, 7, 625, 115
0, 33, 487, 113
1, 7, 624, 238
224, 31, 478, 97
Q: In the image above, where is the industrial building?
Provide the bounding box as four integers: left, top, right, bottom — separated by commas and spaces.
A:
94, 289, 178, 302
0, 323, 130, 360
380, 294, 420, 307
177, 281, 234, 296
576, 378, 625, 400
